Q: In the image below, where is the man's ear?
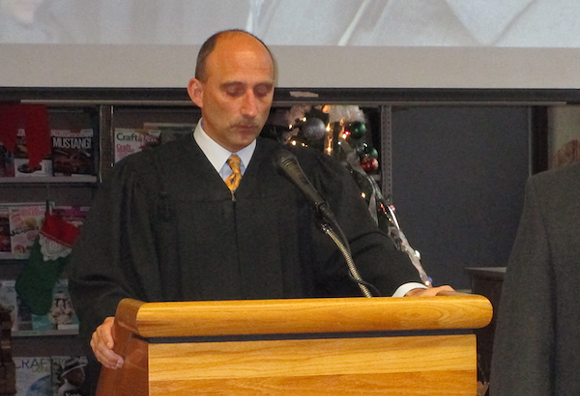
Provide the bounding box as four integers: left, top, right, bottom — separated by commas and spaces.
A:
187, 78, 203, 108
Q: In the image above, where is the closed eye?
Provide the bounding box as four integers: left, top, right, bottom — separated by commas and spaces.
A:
222, 82, 246, 98
254, 83, 274, 98
222, 82, 273, 98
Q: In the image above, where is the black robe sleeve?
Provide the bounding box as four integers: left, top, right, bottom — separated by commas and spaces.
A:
291, 146, 421, 297
68, 152, 168, 347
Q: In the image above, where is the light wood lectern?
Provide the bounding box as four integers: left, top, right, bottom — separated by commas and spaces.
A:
96, 293, 492, 395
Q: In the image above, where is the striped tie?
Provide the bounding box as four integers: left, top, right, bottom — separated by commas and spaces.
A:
224, 154, 242, 193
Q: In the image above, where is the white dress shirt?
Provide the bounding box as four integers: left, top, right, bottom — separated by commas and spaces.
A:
193, 120, 255, 177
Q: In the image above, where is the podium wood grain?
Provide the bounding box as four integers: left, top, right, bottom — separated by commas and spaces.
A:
97, 294, 492, 396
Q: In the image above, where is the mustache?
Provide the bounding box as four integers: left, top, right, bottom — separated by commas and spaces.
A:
232, 121, 260, 128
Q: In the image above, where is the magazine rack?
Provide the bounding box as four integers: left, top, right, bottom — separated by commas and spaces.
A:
96, 292, 492, 396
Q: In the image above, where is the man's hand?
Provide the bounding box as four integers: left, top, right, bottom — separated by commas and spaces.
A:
405, 285, 455, 297
90, 316, 124, 369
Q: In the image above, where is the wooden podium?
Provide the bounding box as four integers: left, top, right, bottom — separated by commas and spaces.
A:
96, 293, 492, 396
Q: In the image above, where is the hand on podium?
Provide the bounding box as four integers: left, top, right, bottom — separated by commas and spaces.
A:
91, 316, 124, 369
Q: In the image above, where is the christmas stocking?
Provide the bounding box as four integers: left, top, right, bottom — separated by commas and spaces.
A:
15, 212, 80, 315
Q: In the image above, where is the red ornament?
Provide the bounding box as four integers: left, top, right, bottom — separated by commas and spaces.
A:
360, 156, 379, 173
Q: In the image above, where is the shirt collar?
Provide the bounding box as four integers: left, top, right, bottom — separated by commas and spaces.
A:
193, 119, 256, 174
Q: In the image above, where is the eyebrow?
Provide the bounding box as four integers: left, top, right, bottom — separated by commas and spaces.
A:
220, 81, 273, 88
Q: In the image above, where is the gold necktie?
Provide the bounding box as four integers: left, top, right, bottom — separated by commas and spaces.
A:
224, 154, 242, 193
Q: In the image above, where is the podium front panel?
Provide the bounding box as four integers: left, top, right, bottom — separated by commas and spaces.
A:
146, 334, 475, 396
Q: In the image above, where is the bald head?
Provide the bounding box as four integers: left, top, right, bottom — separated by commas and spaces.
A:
187, 29, 275, 152
195, 29, 275, 82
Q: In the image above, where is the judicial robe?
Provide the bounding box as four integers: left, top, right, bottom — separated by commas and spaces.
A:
69, 134, 421, 348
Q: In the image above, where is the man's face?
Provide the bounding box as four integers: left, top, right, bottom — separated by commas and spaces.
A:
188, 33, 275, 153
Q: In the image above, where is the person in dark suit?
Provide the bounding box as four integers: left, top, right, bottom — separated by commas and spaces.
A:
69, 30, 452, 392
490, 161, 580, 396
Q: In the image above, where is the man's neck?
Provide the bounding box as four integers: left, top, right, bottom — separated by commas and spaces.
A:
193, 120, 256, 173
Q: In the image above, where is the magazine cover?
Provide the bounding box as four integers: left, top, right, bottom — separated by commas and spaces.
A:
8, 204, 46, 259
14, 356, 52, 396
14, 129, 52, 178
51, 356, 88, 396
32, 279, 79, 332
142, 122, 196, 144
114, 128, 161, 163
0, 279, 17, 332
51, 129, 95, 176
51, 206, 90, 228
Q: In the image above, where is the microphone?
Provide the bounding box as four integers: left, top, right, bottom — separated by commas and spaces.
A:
274, 149, 334, 221
274, 148, 376, 297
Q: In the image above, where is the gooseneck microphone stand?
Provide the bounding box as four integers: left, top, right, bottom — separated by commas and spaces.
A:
319, 222, 373, 298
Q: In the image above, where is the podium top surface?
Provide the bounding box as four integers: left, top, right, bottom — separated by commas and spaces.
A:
113, 294, 493, 339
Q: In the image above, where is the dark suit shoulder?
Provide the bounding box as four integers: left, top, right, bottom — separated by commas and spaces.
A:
531, 161, 580, 189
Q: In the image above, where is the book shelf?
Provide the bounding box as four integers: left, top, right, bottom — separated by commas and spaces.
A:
0, 104, 101, 378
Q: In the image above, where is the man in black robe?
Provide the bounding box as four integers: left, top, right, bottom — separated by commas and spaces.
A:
68, 29, 452, 388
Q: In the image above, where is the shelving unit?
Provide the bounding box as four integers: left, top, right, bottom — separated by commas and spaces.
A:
1, 104, 101, 365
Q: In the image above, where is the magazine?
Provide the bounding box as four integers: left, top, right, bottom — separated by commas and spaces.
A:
32, 279, 79, 332
14, 129, 52, 178
0, 279, 17, 332
51, 129, 95, 176
114, 128, 161, 163
142, 122, 196, 144
8, 204, 46, 259
14, 356, 52, 396
51, 356, 89, 396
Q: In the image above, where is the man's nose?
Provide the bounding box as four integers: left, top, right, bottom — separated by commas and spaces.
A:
240, 91, 258, 117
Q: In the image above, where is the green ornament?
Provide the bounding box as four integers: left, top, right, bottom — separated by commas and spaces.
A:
364, 146, 378, 159
350, 121, 367, 139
